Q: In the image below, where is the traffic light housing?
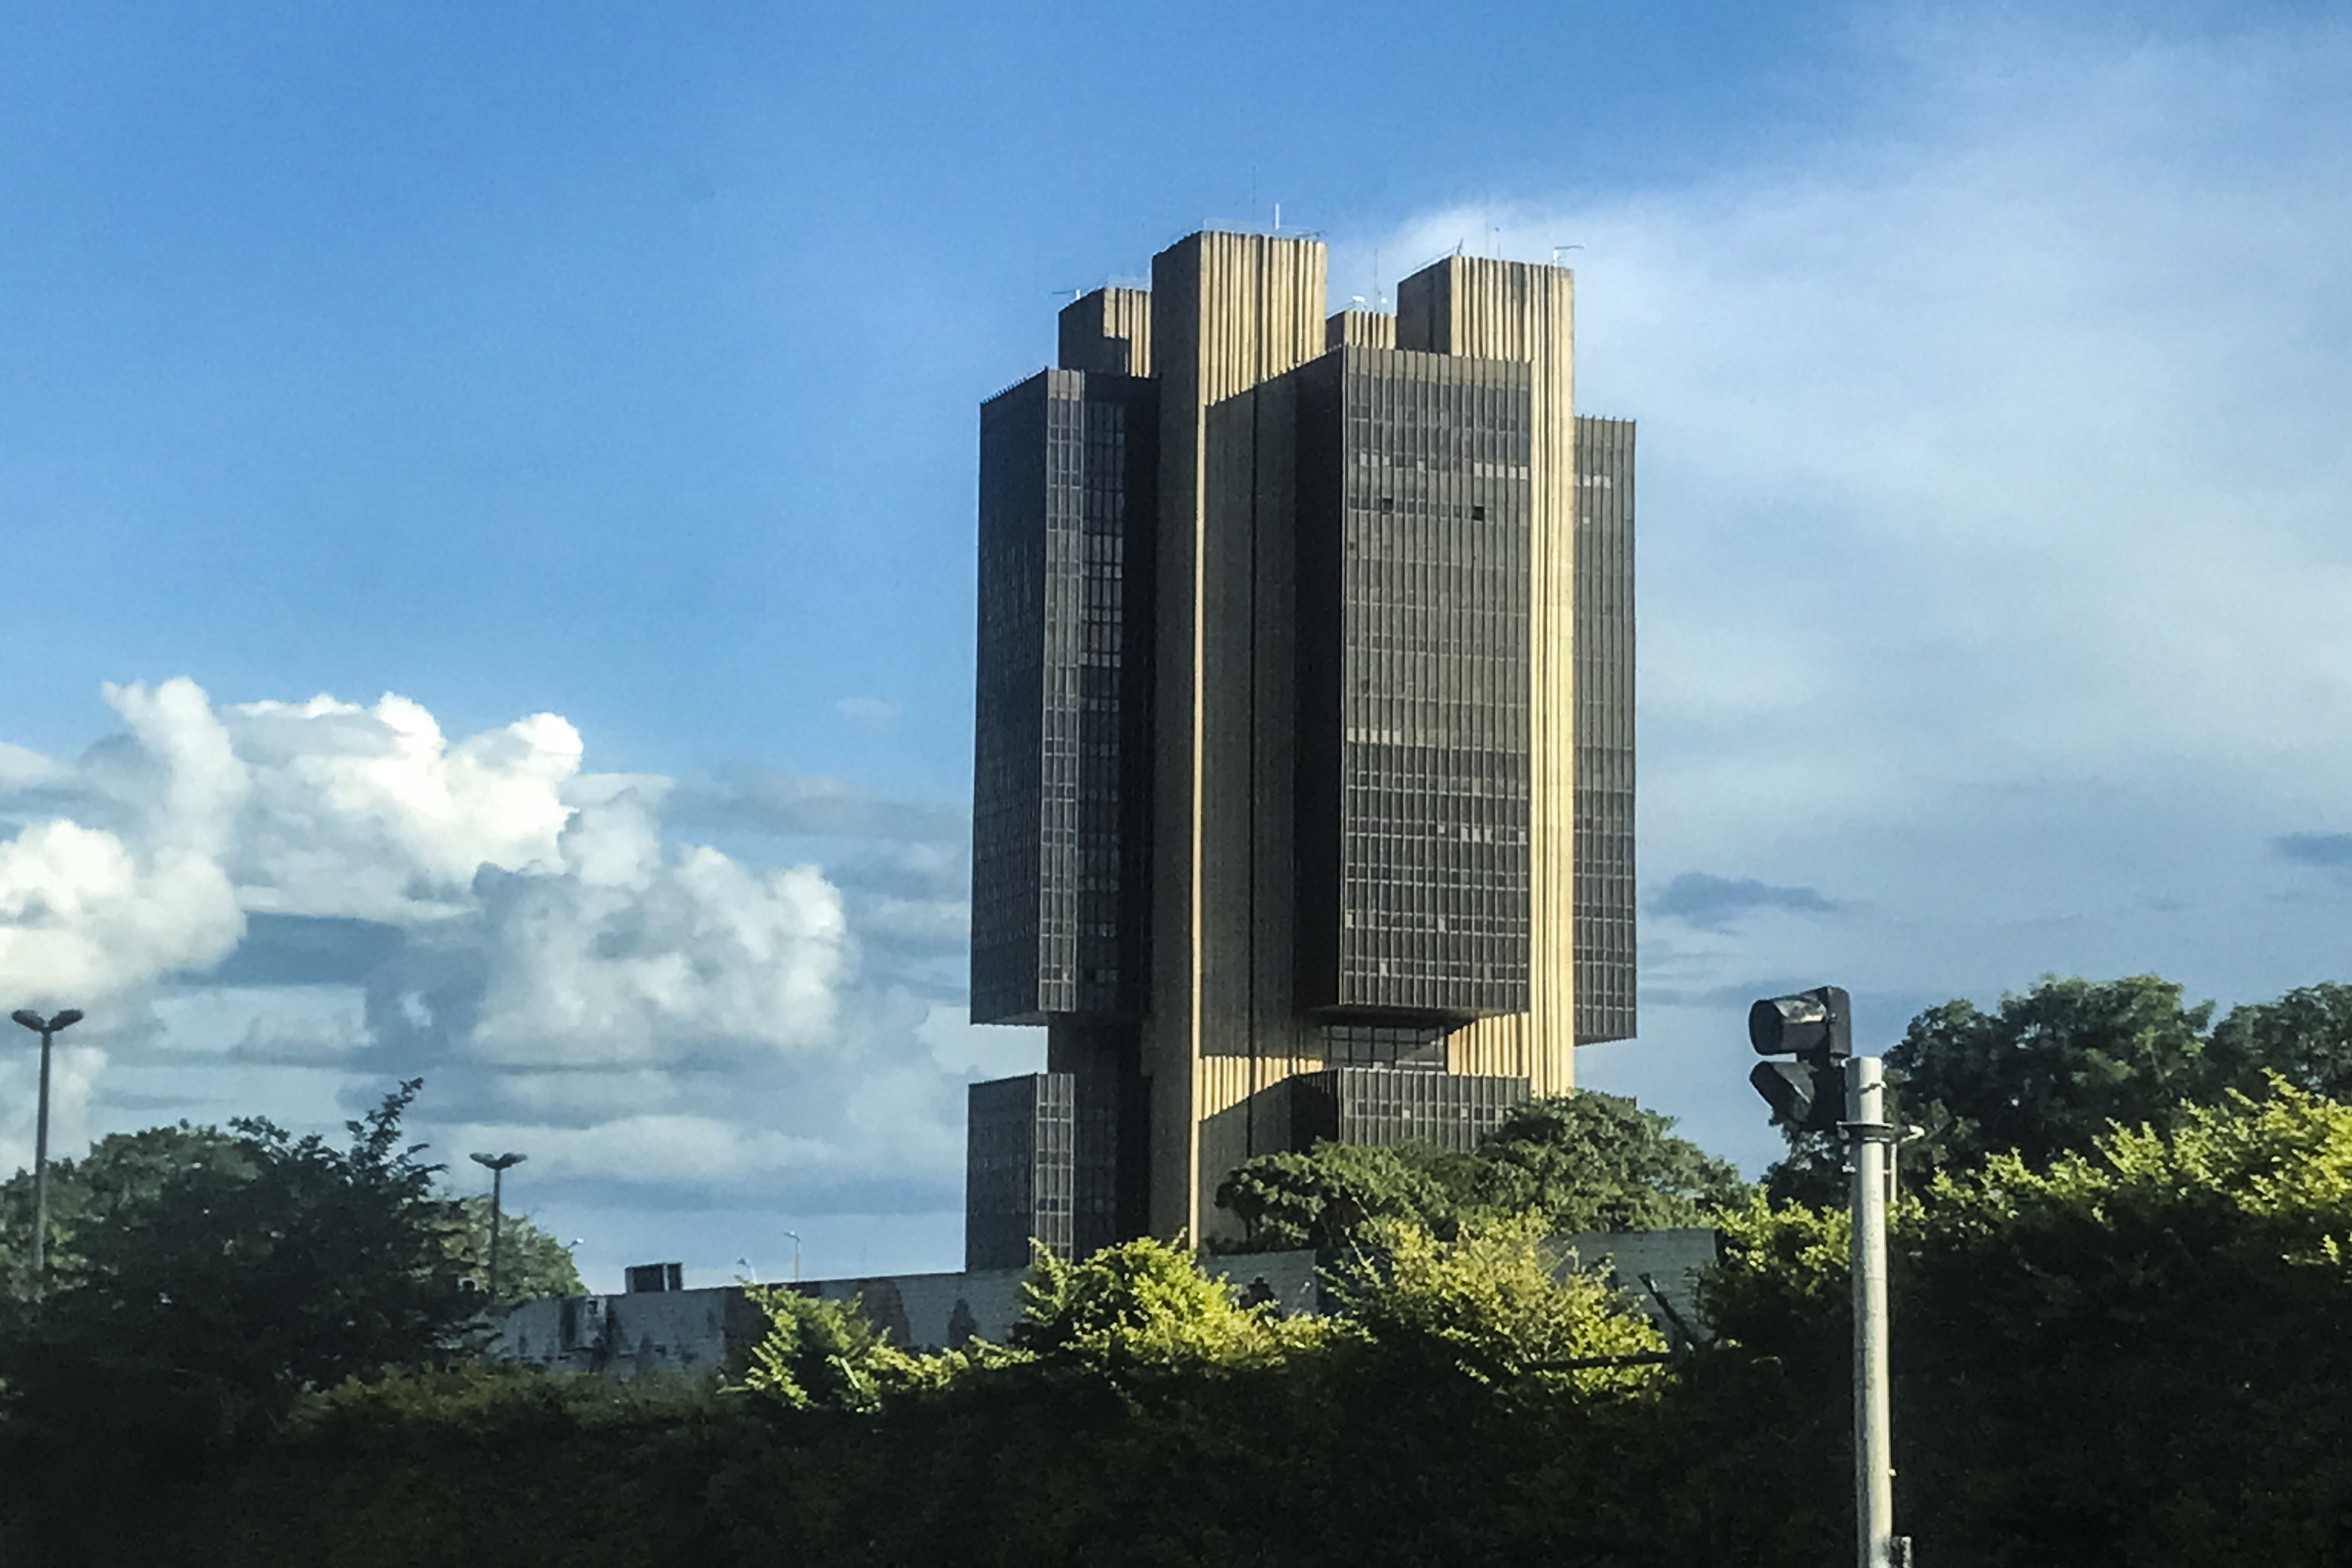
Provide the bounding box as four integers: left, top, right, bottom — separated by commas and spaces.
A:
1749, 985, 1852, 1132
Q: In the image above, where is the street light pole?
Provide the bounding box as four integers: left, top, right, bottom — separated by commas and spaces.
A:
10, 1009, 83, 1301
469, 1151, 526, 1305
781, 1229, 802, 1282
1848, 1056, 1899, 1568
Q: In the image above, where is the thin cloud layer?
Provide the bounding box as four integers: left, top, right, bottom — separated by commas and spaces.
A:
1651, 873, 1836, 931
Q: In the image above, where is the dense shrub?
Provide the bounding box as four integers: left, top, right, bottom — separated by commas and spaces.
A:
10, 1063, 2352, 1565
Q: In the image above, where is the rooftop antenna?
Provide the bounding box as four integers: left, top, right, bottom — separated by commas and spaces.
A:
1273, 201, 1281, 232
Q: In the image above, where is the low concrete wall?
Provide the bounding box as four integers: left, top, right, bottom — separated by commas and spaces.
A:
493, 1266, 1037, 1380
495, 1284, 769, 1380
1554, 1227, 1723, 1347
493, 1230, 1722, 1380
797, 1265, 1031, 1352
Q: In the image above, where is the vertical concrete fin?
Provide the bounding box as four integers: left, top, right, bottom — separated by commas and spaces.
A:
1058, 287, 1154, 377
1147, 231, 1328, 1240
1325, 308, 1397, 351
1401, 256, 1578, 1095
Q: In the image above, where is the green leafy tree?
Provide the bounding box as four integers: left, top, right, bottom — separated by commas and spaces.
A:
1012, 1236, 1328, 1385
1213, 1141, 1468, 1250
0, 1079, 476, 1445
1708, 1080, 2352, 1562
1470, 1091, 1748, 1232
0, 1122, 253, 1301
740, 1287, 942, 1411
1216, 1089, 1745, 1249
1767, 974, 2226, 1201
1897, 1078, 2352, 1558
2210, 980, 2352, 1100
439, 1194, 583, 1308
1335, 1214, 1669, 1396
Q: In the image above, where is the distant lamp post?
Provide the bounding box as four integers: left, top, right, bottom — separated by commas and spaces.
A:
781, 1229, 802, 1282
468, 1151, 527, 1305
10, 1009, 83, 1300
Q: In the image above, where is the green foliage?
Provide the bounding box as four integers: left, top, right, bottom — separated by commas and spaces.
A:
1012, 1235, 1329, 1386
0, 1122, 253, 1302
1697, 1189, 1855, 1377
1770, 973, 2352, 1203
1769, 973, 2229, 1201
294, 1360, 727, 1444
1212, 1140, 1468, 1250
1216, 1088, 1747, 1250
439, 1194, 583, 1307
32, 1046, 2352, 1564
1335, 1214, 1668, 1395
0, 1079, 476, 1449
1895, 1080, 2352, 1559
1710, 1082, 2352, 1563
171, 1366, 744, 1568
1469, 1091, 1749, 1231
2209, 980, 2352, 1100
1898, 973, 2220, 1169
739, 1286, 949, 1411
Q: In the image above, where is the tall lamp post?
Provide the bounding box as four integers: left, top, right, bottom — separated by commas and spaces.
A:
10, 1009, 83, 1300
469, 1151, 526, 1305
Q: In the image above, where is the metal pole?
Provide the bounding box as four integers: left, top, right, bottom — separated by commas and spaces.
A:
1848, 1056, 1898, 1568
487, 1165, 505, 1306
31, 1024, 53, 1299
469, 1151, 524, 1308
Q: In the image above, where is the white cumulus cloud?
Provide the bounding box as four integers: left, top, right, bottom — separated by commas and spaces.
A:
463, 784, 852, 1068
0, 677, 998, 1222
223, 691, 583, 921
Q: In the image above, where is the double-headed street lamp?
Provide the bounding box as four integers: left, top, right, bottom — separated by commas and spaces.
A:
469, 1151, 526, 1305
10, 1008, 83, 1299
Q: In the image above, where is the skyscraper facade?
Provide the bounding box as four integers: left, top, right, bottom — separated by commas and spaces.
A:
969, 231, 1634, 1260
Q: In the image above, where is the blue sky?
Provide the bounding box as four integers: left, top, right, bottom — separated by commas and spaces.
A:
5, 0, 2350, 1288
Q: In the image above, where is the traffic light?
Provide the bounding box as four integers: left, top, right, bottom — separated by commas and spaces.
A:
1749, 985, 1851, 1132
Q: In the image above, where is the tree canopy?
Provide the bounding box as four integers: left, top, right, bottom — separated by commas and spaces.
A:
0, 1080, 505, 1446
1215, 1089, 1745, 1250
441, 1194, 583, 1308
1766, 973, 2352, 1202
2208, 980, 2352, 1099
1717, 1078, 2352, 1561
17, 1051, 2352, 1564
1470, 1090, 1748, 1230
0, 1122, 254, 1302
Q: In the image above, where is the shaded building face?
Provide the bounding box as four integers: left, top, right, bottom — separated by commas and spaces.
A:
1572, 415, 1636, 1045
1294, 346, 1535, 1023
965, 1073, 1074, 1271
970, 368, 1157, 1025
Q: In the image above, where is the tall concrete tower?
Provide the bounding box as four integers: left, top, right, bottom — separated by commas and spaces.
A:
967, 230, 1635, 1264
